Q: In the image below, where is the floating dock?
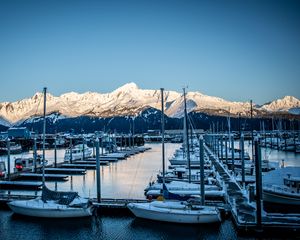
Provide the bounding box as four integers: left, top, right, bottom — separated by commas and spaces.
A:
73, 160, 109, 165
0, 181, 42, 190
87, 156, 120, 162
45, 168, 86, 175
205, 143, 300, 234
17, 173, 68, 181
61, 163, 96, 169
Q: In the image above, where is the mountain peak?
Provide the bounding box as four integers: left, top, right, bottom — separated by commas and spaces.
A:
0, 83, 299, 124
114, 82, 139, 93
261, 95, 300, 112
31, 92, 54, 101
282, 95, 299, 102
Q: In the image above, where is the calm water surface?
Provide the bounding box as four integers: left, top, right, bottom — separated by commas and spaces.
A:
1, 142, 298, 239
1, 143, 179, 198
0, 209, 245, 240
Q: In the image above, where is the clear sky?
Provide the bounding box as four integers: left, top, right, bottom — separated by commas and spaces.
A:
0, 0, 299, 104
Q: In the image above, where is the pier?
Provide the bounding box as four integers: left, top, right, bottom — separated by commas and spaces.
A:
204, 134, 300, 233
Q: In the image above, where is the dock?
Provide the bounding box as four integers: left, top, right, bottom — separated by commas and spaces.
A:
61, 163, 96, 169
17, 173, 69, 181
0, 181, 42, 190
98, 157, 119, 161
204, 142, 300, 233
73, 160, 109, 165
45, 168, 86, 175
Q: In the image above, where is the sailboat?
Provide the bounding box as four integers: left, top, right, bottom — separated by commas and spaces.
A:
8, 87, 93, 218
127, 88, 221, 224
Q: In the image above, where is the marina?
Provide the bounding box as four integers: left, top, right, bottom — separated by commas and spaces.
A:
0, 89, 299, 238
1, 0, 300, 238
0, 140, 300, 238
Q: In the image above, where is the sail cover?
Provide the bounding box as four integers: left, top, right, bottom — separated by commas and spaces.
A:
162, 183, 190, 201
41, 186, 79, 205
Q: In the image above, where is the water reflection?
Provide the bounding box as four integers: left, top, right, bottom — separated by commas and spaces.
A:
0, 143, 179, 198
235, 140, 300, 167
1, 142, 300, 198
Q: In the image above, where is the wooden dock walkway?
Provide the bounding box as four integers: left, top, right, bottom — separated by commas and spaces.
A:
205, 144, 300, 233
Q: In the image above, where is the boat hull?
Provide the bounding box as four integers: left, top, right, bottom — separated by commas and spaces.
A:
128, 202, 221, 224
64, 149, 93, 161
263, 190, 300, 206
8, 200, 93, 218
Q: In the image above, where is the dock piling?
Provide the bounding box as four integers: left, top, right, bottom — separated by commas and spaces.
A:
33, 137, 37, 172
240, 133, 245, 186
96, 138, 101, 203
199, 135, 205, 205
54, 136, 57, 168
7, 138, 10, 181
231, 136, 235, 171
70, 138, 73, 164
254, 138, 263, 230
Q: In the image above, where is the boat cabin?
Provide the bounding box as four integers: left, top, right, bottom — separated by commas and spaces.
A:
14, 156, 42, 172
0, 161, 6, 177
284, 174, 300, 194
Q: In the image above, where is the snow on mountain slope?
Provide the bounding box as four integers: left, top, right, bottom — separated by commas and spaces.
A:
0, 116, 12, 127
0, 82, 299, 124
261, 96, 300, 112
165, 92, 251, 117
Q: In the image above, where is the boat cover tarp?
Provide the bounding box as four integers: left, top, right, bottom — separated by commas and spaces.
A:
41, 186, 78, 205
162, 183, 190, 201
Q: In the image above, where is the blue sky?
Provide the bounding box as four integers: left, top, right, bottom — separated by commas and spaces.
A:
0, 0, 299, 104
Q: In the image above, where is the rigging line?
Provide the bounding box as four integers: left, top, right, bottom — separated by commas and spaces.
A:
127, 153, 143, 198
187, 113, 196, 133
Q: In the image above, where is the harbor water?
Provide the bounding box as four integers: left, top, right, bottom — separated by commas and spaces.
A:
0, 143, 300, 239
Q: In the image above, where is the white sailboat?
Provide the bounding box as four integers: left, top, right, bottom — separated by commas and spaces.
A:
8, 87, 93, 218
8, 186, 93, 218
64, 144, 93, 161
127, 88, 221, 224
128, 200, 221, 224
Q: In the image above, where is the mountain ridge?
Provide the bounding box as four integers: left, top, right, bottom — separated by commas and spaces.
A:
0, 82, 299, 124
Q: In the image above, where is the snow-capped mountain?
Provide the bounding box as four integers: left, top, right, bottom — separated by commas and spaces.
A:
0, 82, 299, 125
261, 96, 300, 112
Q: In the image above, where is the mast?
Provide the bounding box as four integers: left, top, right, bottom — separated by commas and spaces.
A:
183, 88, 191, 183
199, 135, 205, 205
160, 88, 165, 186
250, 99, 254, 159
42, 87, 47, 186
